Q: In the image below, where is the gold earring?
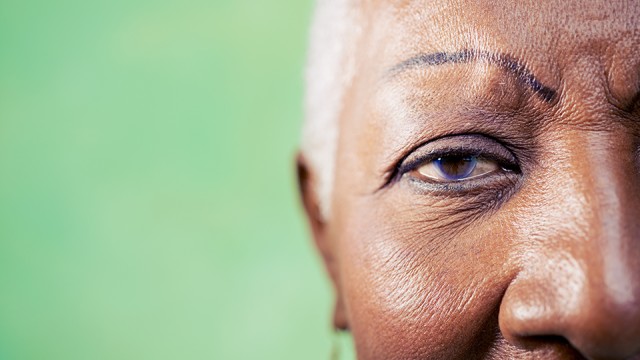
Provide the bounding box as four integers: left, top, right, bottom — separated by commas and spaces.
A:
331, 328, 342, 360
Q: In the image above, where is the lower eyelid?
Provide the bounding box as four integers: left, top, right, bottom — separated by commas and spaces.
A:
406, 169, 519, 196
404, 173, 521, 221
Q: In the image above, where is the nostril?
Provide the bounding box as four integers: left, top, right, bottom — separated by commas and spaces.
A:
519, 335, 571, 348
513, 335, 587, 359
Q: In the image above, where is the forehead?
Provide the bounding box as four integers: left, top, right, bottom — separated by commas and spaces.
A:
341, 0, 640, 134
360, 0, 640, 31
355, 0, 640, 69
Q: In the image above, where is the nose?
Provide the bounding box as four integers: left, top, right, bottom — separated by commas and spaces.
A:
499, 135, 640, 359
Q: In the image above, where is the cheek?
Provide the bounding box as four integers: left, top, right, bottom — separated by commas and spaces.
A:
338, 202, 518, 359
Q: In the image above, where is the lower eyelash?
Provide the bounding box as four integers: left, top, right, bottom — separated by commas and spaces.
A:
405, 168, 519, 196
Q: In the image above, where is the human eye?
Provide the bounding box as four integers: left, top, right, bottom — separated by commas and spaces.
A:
396, 134, 521, 192
411, 155, 501, 182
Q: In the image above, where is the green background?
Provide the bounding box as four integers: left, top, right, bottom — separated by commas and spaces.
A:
0, 0, 355, 358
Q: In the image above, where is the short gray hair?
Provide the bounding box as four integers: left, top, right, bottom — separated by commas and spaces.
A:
301, 0, 360, 219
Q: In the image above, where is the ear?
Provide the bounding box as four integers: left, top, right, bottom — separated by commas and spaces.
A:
296, 152, 348, 330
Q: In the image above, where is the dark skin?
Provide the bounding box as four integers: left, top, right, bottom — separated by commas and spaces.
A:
299, 0, 640, 358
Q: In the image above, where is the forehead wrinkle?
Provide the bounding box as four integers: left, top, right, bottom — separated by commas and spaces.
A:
382, 0, 640, 65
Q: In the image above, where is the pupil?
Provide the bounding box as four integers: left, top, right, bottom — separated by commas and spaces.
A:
435, 156, 477, 180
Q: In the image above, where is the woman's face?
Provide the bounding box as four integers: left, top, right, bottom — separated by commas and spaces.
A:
307, 0, 640, 358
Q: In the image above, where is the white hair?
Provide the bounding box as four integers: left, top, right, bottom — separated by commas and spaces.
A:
301, 0, 360, 219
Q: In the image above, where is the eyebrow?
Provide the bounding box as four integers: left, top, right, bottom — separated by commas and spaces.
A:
389, 49, 557, 103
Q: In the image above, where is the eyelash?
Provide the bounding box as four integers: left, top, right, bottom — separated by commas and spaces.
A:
391, 143, 521, 193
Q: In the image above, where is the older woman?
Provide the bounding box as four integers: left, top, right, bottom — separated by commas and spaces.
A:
297, 0, 640, 359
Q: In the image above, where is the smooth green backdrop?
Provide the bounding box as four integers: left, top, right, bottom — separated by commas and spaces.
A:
0, 0, 355, 358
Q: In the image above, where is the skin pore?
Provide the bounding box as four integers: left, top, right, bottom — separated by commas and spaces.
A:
298, 0, 640, 359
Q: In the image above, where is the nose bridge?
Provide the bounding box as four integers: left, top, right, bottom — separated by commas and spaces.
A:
564, 133, 640, 285
556, 132, 640, 307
